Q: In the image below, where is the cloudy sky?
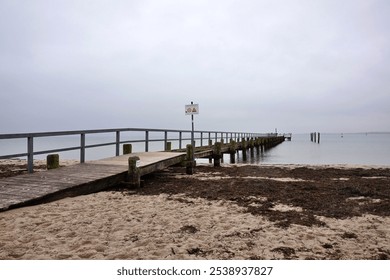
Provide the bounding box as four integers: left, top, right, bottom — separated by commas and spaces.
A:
1, 0, 389, 134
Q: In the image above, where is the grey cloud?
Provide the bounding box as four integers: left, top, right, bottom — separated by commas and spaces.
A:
1, 0, 389, 134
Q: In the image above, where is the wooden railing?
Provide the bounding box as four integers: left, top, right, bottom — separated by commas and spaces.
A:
0, 127, 275, 172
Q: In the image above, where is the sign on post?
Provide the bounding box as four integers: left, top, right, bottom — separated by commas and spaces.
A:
185, 102, 198, 162
185, 104, 199, 115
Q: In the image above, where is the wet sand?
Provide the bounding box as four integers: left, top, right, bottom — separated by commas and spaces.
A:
0, 163, 389, 259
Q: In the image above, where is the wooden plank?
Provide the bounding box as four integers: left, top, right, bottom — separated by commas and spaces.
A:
194, 149, 213, 158
140, 154, 186, 176
0, 151, 188, 212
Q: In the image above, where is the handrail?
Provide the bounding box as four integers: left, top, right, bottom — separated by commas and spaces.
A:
0, 127, 275, 172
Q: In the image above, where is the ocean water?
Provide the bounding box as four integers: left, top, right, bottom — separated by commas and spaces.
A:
1, 132, 389, 166
232, 133, 390, 166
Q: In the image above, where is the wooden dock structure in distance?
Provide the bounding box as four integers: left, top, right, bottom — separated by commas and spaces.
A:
283, 133, 292, 141
0, 130, 286, 212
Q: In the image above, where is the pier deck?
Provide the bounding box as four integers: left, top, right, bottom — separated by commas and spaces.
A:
0, 152, 185, 212
0, 135, 286, 212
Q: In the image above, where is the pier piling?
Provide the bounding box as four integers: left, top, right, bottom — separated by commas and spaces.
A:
165, 142, 172, 151
213, 142, 222, 167
46, 154, 59, 170
229, 140, 237, 164
186, 144, 195, 175
241, 138, 247, 161
127, 156, 141, 188
123, 144, 132, 155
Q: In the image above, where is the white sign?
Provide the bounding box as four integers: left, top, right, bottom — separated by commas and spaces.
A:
185, 104, 199, 115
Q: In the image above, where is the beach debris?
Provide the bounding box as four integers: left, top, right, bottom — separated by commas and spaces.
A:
341, 232, 358, 239
180, 225, 198, 234
271, 247, 296, 258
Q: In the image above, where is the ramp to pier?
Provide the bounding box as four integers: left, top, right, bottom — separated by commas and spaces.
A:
0, 152, 185, 211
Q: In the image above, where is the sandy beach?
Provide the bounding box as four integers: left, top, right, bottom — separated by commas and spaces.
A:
0, 162, 389, 260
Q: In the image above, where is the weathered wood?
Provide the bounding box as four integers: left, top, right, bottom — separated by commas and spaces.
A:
127, 156, 141, 188
0, 152, 186, 212
241, 138, 247, 161
123, 144, 132, 154
229, 140, 237, 164
139, 154, 186, 176
186, 144, 195, 175
47, 154, 59, 170
0, 135, 287, 212
213, 142, 222, 167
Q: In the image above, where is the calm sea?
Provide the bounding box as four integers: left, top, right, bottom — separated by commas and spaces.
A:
233, 133, 390, 166
1, 132, 389, 166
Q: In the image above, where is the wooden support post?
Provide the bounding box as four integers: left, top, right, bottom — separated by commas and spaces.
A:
186, 144, 195, 175
47, 154, 59, 170
249, 138, 255, 157
265, 138, 270, 149
317, 132, 320, 144
241, 138, 247, 161
259, 138, 264, 152
255, 138, 260, 155
208, 140, 213, 163
229, 140, 236, 164
123, 144, 132, 155
213, 142, 222, 167
127, 156, 141, 188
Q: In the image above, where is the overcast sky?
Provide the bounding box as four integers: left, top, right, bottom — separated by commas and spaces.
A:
1, 0, 389, 134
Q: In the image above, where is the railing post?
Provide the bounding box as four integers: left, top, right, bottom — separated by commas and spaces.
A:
116, 131, 120, 156
145, 131, 149, 152
27, 136, 34, 173
179, 131, 182, 149
200, 132, 203, 147
164, 131, 168, 151
80, 133, 85, 163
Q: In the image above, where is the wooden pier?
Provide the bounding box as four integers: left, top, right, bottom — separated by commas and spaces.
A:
0, 134, 285, 212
